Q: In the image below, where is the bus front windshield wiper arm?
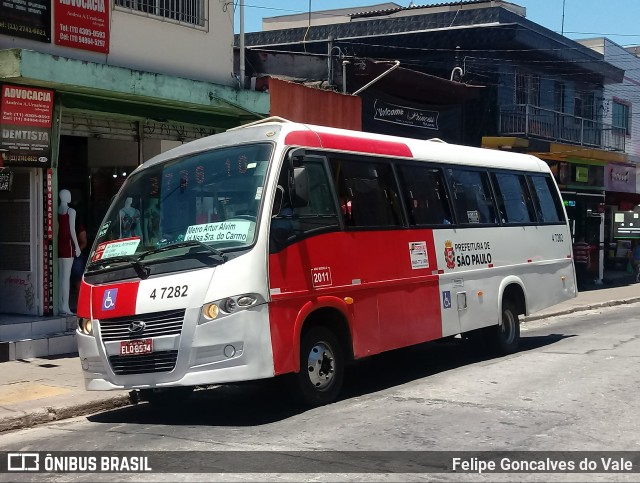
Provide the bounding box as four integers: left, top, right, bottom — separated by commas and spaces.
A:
138, 240, 228, 263
86, 255, 151, 279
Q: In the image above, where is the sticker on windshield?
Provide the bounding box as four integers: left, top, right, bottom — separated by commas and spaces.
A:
92, 237, 141, 261
97, 221, 111, 238
184, 221, 252, 243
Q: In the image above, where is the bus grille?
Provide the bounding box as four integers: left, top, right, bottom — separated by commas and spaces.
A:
99, 309, 186, 342
109, 351, 178, 375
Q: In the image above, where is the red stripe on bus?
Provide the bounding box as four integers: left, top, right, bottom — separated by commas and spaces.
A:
285, 130, 413, 157
268, 229, 440, 375
488, 263, 494, 268
91, 281, 140, 320
284, 130, 322, 148
527, 259, 533, 263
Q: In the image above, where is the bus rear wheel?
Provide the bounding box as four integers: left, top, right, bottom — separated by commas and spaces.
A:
294, 326, 344, 407
487, 300, 520, 355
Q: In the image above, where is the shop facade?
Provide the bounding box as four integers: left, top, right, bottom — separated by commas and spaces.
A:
0, 50, 268, 318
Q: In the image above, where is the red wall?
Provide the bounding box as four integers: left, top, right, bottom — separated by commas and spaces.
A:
268, 78, 362, 131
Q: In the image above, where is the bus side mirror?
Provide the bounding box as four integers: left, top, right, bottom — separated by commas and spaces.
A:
292, 166, 309, 208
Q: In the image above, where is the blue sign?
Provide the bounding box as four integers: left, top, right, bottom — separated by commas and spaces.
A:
442, 290, 451, 309
102, 288, 118, 311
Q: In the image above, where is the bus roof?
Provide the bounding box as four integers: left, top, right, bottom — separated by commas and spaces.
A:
138, 117, 549, 175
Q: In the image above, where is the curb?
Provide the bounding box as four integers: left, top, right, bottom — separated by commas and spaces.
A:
0, 394, 132, 434
523, 297, 640, 322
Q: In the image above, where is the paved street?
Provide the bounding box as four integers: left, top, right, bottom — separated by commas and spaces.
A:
0, 301, 639, 481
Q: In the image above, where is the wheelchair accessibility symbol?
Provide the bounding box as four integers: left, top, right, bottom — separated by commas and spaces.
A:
103, 289, 118, 311
442, 290, 452, 309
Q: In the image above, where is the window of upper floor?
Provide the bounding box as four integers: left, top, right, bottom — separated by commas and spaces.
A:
612, 99, 631, 136
515, 71, 540, 107
115, 0, 207, 28
554, 82, 566, 113
574, 91, 595, 121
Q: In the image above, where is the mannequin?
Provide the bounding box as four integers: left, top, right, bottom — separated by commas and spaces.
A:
58, 189, 81, 315
119, 197, 141, 239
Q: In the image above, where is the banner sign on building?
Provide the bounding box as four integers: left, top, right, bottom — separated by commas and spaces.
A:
54, 0, 110, 53
1, 84, 54, 167
43, 168, 54, 315
372, 99, 440, 130
0, 0, 51, 42
605, 163, 636, 193
363, 97, 462, 142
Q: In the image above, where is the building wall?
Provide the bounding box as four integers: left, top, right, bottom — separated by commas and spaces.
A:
269, 79, 362, 131
0, 1, 234, 85
581, 38, 640, 159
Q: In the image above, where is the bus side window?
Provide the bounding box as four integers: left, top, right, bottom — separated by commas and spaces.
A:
448, 168, 497, 225
397, 164, 452, 226
331, 158, 402, 228
269, 160, 339, 253
528, 175, 564, 223
491, 172, 536, 224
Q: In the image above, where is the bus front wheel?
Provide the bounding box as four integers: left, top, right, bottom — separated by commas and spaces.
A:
140, 386, 194, 408
294, 326, 344, 406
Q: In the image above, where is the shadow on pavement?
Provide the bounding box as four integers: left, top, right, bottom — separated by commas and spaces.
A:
88, 332, 574, 427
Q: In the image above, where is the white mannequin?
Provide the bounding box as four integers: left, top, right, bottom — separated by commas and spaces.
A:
119, 197, 141, 238
58, 189, 81, 315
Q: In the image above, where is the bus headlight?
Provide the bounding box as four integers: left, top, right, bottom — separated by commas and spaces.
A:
202, 303, 219, 320
77, 318, 94, 335
200, 293, 264, 324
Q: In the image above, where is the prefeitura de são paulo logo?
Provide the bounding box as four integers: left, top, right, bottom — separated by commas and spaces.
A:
444, 240, 455, 269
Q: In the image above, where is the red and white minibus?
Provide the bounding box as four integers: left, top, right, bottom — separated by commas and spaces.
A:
76, 118, 576, 406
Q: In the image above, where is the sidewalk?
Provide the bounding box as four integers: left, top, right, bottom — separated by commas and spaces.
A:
0, 281, 638, 434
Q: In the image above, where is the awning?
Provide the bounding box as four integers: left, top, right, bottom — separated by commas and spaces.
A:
0, 49, 269, 130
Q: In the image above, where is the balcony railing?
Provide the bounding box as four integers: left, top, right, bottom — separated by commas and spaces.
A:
499, 104, 625, 152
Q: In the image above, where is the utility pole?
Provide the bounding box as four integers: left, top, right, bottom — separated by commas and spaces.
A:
239, 0, 245, 89
561, 0, 566, 36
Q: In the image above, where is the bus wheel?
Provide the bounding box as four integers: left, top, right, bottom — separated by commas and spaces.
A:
487, 300, 520, 355
295, 326, 344, 406
140, 386, 194, 408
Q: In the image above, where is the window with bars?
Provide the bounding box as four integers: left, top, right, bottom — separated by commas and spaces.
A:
515, 72, 540, 106
115, 0, 206, 27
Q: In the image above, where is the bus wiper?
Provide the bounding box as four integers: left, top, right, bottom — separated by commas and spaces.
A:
139, 240, 228, 263
86, 255, 151, 279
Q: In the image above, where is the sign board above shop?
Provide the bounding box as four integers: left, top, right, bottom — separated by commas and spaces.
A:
0, 84, 54, 167
613, 209, 640, 239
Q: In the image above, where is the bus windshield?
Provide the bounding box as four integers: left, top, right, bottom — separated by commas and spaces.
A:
87, 143, 273, 269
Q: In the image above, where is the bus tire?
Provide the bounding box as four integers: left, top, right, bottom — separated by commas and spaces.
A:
140, 386, 194, 408
487, 299, 520, 355
294, 326, 344, 407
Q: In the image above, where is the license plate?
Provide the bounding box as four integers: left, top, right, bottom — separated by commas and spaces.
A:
120, 339, 153, 356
